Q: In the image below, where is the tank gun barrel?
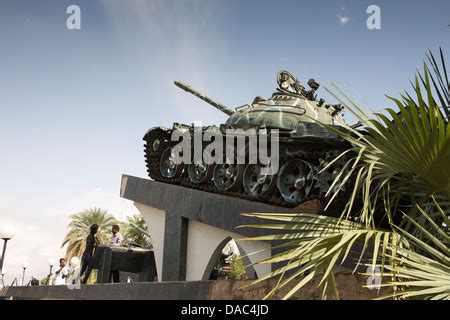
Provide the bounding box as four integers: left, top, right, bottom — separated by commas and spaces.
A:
174, 80, 235, 116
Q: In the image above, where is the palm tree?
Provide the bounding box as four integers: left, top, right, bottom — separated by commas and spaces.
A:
242, 48, 449, 300
120, 214, 152, 249
61, 207, 117, 258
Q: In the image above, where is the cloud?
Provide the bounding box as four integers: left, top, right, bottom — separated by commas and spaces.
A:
98, 0, 229, 125
0, 189, 138, 285
337, 6, 350, 26
44, 187, 138, 220
337, 14, 350, 26
0, 202, 67, 285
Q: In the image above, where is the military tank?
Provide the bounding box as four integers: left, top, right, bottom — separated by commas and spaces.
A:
143, 71, 353, 207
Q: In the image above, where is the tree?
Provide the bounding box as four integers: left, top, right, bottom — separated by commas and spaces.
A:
228, 255, 247, 280
120, 214, 152, 249
242, 48, 449, 300
61, 207, 117, 258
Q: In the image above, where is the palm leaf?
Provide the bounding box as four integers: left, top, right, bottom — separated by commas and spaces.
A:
242, 48, 449, 300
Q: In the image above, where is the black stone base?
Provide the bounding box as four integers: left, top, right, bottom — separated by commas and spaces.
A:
0, 282, 214, 300
0, 273, 387, 300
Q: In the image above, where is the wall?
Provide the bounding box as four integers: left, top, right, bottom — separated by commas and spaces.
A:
134, 203, 165, 282
135, 202, 271, 282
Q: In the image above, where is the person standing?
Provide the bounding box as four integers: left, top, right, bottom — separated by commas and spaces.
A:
108, 224, 124, 283
108, 224, 124, 247
80, 224, 100, 284
54, 258, 69, 285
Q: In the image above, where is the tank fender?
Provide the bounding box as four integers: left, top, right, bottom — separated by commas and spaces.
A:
143, 126, 170, 140
291, 122, 342, 140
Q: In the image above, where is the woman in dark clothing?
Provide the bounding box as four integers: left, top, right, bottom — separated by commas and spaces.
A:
80, 224, 100, 284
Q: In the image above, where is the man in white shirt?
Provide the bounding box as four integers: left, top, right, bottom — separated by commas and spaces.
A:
108, 224, 124, 247
108, 224, 124, 283
54, 258, 69, 285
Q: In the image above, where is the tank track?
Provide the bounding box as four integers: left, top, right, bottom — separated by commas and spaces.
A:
144, 128, 352, 208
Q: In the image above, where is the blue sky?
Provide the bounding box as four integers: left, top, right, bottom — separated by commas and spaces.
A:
0, 0, 449, 281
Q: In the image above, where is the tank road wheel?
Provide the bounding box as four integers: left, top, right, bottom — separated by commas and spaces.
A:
213, 155, 244, 191
188, 152, 214, 184
314, 153, 347, 197
160, 147, 183, 179
277, 159, 314, 205
314, 155, 345, 196
243, 163, 276, 197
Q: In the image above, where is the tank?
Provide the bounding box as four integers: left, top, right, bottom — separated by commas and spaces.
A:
143, 70, 352, 207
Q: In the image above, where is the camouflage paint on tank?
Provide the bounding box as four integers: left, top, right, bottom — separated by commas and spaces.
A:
226, 94, 346, 130
174, 70, 346, 133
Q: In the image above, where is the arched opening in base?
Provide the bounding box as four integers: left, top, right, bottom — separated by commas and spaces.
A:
202, 237, 257, 280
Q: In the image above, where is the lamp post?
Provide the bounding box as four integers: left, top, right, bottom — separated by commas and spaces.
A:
47, 258, 56, 285
0, 224, 16, 275
21, 261, 30, 286
69, 256, 80, 268
0, 268, 6, 287
68, 257, 81, 287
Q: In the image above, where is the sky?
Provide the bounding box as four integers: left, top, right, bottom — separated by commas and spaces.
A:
0, 0, 449, 283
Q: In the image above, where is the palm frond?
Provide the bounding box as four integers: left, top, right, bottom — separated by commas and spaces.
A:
240, 213, 402, 299
242, 48, 449, 300
61, 207, 117, 258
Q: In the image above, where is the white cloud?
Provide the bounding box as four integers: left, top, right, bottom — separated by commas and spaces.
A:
337, 14, 350, 26
98, 0, 229, 126
0, 189, 138, 285
44, 187, 138, 220
0, 204, 67, 285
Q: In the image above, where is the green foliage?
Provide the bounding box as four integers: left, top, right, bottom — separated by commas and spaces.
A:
61, 207, 117, 258
242, 49, 450, 300
62, 209, 152, 262
228, 255, 247, 280
120, 214, 152, 249
86, 269, 98, 284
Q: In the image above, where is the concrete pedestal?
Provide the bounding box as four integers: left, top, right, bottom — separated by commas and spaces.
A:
120, 175, 324, 282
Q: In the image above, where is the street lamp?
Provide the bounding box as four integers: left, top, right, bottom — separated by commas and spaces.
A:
0, 224, 16, 275
21, 261, 30, 286
0, 268, 6, 287
68, 257, 81, 286
48, 258, 56, 274
69, 256, 80, 267
47, 258, 56, 285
